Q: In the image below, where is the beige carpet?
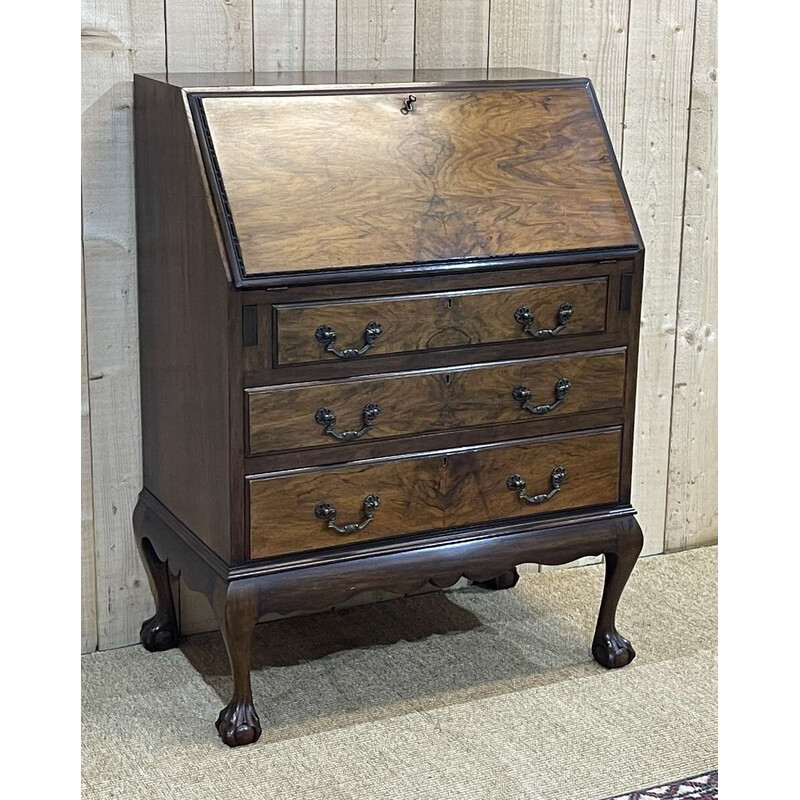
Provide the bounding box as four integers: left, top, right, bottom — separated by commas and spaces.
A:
82, 546, 717, 800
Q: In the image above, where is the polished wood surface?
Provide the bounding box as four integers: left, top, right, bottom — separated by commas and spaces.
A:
133, 72, 645, 746
201, 86, 637, 276
276, 278, 608, 365
134, 76, 235, 561
249, 429, 621, 558
248, 350, 626, 454
135, 489, 643, 745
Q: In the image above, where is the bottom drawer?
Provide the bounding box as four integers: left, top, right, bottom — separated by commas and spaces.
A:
248, 429, 621, 559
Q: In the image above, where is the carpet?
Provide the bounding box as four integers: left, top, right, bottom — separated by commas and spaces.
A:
82, 546, 717, 799
603, 770, 718, 799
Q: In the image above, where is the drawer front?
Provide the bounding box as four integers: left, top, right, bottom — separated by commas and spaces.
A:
276, 278, 608, 365
248, 429, 621, 559
248, 350, 625, 455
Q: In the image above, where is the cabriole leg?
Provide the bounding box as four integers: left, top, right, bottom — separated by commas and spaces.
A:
213, 583, 262, 747
134, 501, 179, 652
592, 518, 643, 669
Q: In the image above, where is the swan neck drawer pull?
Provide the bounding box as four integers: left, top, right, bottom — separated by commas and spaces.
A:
506, 467, 568, 505
315, 403, 381, 440
512, 378, 571, 415
315, 321, 383, 359
514, 303, 573, 339
315, 495, 380, 535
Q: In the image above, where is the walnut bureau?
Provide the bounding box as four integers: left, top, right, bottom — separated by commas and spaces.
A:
132, 69, 645, 747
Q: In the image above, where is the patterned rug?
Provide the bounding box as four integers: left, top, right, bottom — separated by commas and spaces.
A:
603, 770, 718, 799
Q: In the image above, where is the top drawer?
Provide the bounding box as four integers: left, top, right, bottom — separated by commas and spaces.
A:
275, 277, 608, 366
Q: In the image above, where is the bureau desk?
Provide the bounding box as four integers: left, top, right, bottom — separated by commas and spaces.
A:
133, 69, 645, 747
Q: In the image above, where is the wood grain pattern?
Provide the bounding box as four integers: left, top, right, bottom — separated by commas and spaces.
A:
254, 1, 336, 73
276, 278, 608, 364
201, 87, 637, 276
166, 0, 253, 73
337, 0, 416, 75
249, 429, 621, 558
81, 0, 165, 650
484, 10, 629, 576
81, 248, 98, 654
488, 0, 630, 152
623, 0, 697, 556
134, 76, 234, 562
82, 5, 716, 651
666, 0, 717, 551
138, 486, 643, 744
162, 0, 255, 637
415, 1, 490, 70
248, 350, 626, 453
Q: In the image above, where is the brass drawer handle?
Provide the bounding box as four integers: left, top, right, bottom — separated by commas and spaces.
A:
315, 321, 383, 359
512, 378, 571, 415
514, 303, 573, 339
400, 94, 417, 114
507, 467, 567, 505
315, 494, 380, 535
315, 402, 381, 440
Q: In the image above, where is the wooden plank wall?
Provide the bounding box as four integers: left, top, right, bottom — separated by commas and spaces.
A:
81, 0, 718, 651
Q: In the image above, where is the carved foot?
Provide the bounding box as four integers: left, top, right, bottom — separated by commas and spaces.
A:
215, 700, 262, 747
140, 612, 180, 652
592, 629, 636, 669
475, 568, 520, 591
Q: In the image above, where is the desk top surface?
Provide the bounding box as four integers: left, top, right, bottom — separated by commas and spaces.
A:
138, 68, 573, 90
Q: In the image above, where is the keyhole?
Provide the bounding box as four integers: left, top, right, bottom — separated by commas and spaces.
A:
400, 94, 417, 114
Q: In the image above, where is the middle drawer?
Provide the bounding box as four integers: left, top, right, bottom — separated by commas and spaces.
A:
247, 349, 625, 455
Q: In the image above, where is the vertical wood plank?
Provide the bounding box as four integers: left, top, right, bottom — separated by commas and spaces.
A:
165, 0, 252, 636
81, 1, 166, 649
166, 0, 253, 73
337, 0, 415, 75
665, 0, 717, 551
254, 1, 336, 73
622, 0, 697, 555
415, 1, 490, 70
488, 1, 630, 152
81, 247, 98, 654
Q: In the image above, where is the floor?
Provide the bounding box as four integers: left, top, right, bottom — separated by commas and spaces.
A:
81, 546, 717, 800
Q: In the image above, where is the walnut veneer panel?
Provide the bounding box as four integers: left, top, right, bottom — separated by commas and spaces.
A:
201, 86, 637, 276
249, 429, 621, 558
248, 350, 626, 454
276, 277, 608, 365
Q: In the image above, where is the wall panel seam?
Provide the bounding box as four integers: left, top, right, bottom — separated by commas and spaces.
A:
663, 0, 701, 546
619, 0, 633, 164
81, 206, 99, 654
486, 0, 492, 71
163, 1, 169, 76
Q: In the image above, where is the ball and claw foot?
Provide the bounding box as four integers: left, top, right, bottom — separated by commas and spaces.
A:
216, 700, 262, 747
592, 630, 636, 669
475, 568, 520, 591
140, 613, 179, 652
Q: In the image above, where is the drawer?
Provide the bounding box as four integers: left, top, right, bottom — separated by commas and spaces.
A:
248, 429, 621, 559
247, 350, 625, 455
275, 278, 608, 365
